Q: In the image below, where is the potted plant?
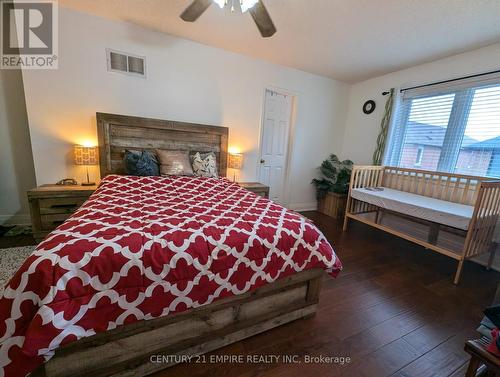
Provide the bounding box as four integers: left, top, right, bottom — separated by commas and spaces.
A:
311, 154, 353, 219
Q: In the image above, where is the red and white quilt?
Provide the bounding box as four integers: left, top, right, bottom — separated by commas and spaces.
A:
0, 175, 342, 376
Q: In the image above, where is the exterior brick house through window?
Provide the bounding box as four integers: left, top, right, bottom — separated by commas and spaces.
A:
385, 76, 500, 178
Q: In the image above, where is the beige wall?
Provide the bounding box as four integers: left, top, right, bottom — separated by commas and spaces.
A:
21, 7, 350, 211
0, 69, 36, 225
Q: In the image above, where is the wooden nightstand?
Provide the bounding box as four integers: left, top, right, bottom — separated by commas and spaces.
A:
238, 182, 270, 198
28, 184, 98, 242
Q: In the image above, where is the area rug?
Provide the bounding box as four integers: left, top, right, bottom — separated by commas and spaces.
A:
0, 246, 35, 296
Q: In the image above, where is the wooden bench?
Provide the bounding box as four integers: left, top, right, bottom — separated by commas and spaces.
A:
343, 166, 500, 284
464, 337, 500, 377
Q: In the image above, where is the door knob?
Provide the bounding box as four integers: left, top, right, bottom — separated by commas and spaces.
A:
260, 159, 265, 164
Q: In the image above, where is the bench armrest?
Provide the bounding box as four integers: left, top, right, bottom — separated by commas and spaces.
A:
349, 165, 385, 190
465, 181, 500, 258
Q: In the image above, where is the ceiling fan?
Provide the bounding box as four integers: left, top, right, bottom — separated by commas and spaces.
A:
180, 0, 277, 38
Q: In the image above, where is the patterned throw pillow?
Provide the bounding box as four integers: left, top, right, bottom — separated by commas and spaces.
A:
156, 149, 194, 176
124, 150, 160, 176
190, 152, 218, 178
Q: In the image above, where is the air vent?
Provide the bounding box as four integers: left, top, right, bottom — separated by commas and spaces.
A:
106, 49, 146, 77
127, 56, 145, 75
109, 51, 127, 72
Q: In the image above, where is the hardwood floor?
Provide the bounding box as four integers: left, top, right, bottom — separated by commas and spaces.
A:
1, 212, 498, 376
154, 211, 500, 377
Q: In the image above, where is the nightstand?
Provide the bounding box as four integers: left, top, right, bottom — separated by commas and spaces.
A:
28, 184, 98, 242
238, 182, 270, 198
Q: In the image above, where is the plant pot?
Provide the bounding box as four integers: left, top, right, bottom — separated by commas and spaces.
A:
318, 192, 347, 219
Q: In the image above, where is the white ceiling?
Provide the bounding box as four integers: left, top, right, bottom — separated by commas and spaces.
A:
59, 0, 500, 83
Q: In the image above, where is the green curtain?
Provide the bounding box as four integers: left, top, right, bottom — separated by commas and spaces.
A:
372, 88, 395, 165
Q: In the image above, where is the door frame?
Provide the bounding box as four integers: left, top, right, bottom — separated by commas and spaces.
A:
257, 86, 298, 206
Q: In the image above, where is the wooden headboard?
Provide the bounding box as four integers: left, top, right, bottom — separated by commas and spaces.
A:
96, 113, 228, 178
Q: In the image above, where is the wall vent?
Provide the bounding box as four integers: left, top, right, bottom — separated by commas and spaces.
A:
106, 49, 146, 77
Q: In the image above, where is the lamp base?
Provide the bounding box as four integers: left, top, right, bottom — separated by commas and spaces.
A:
81, 166, 95, 186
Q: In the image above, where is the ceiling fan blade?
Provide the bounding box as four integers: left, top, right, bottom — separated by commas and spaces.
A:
180, 0, 212, 22
249, 1, 276, 38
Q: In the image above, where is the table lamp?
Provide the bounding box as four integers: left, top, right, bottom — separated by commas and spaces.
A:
228, 152, 243, 182
74, 145, 99, 186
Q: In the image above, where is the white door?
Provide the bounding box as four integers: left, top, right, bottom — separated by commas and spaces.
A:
259, 89, 293, 204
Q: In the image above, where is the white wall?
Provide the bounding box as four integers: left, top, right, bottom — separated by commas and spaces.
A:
341, 42, 500, 164
340, 42, 500, 271
0, 69, 36, 225
21, 7, 349, 211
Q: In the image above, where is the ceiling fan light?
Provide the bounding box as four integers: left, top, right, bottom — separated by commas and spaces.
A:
240, 0, 259, 13
213, 0, 226, 8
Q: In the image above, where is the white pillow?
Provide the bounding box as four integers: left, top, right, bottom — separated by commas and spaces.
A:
190, 152, 218, 178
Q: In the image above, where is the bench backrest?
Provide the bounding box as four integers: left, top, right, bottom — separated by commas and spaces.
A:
349, 165, 491, 205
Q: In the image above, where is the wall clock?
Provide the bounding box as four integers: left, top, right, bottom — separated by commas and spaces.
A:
363, 100, 376, 114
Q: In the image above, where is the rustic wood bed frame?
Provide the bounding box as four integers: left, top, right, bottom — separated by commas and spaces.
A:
96, 112, 229, 178
35, 113, 325, 377
343, 165, 500, 284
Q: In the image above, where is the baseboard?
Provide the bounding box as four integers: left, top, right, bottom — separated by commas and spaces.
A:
288, 202, 318, 212
0, 214, 31, 226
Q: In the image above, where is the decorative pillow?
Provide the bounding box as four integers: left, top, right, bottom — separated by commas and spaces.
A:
156, 149, 194, 176
124, 150, 159, 176
190, 152, 218, 178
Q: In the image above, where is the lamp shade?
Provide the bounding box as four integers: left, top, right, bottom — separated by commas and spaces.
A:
74, 145, 99, 166
228, 153, 243, 169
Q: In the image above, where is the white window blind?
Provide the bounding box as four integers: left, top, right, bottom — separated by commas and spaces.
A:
385, 72, 500, 178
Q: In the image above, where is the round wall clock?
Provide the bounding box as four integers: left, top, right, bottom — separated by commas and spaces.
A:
363, 100, 376, 114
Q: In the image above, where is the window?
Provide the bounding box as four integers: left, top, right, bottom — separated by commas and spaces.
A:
385, 73, 500, 178
415, 146, 424, 166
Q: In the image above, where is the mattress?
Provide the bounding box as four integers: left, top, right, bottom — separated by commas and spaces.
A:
350, 187, 474, 230
0, 175, 342, 377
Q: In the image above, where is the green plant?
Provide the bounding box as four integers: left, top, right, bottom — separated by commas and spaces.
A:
311, 154, 353, 198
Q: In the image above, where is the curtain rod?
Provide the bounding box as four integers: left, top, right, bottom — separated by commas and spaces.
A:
400, 68, 500, 93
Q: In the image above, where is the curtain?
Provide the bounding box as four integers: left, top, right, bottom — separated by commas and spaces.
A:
372, 88, 395, 165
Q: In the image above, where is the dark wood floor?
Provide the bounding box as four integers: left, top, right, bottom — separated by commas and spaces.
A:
155, 211, 500, 377
0, 234, 36, 248
1, 212, 498, 376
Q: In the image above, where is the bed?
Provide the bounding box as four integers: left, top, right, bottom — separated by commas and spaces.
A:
0, 113, 342, 377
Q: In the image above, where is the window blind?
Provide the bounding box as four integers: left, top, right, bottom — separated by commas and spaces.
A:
384, 73, 500, 178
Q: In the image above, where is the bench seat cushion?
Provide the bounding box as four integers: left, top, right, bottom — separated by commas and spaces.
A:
350, 187, 474, 230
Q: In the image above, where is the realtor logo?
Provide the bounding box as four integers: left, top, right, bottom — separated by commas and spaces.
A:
1, 0, 58, 69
